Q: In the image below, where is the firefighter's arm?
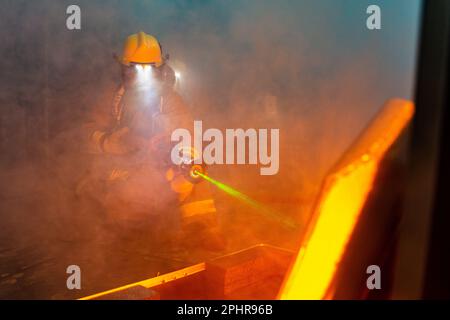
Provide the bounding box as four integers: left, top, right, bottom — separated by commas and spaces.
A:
85, 86, 142, 155
157, 91, 218, 225
90, 126, 142, 155
84, 87, 119, 154
166, 168, 217, 227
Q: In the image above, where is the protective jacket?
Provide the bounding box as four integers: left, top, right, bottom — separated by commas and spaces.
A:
82, 81, 217, 228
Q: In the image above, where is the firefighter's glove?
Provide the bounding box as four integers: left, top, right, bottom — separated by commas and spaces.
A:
165, 167, 194, 201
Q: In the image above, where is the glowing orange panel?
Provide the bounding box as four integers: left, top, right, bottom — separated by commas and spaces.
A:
279, 99, 414, 300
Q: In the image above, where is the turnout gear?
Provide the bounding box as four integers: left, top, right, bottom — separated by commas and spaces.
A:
82, 33, 224, 251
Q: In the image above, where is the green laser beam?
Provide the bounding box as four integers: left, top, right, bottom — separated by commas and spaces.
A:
195, 171, 298, 230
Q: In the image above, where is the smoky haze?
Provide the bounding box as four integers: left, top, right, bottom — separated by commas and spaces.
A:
0, 0, 421, 299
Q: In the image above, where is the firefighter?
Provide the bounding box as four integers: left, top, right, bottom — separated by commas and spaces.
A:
81, 32, 225, 252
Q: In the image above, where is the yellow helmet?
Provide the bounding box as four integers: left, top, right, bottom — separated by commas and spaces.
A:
121, 31, 163, 66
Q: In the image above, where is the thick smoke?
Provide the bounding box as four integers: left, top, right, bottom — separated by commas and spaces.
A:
0, 0, 421, 299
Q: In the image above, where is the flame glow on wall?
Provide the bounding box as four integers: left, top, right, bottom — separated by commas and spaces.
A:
278, 99, 415, 300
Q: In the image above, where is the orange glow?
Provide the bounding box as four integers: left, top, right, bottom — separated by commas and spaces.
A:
279, 161, 378, 299
279, 99, 414, 300
79, 263, 206, 300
